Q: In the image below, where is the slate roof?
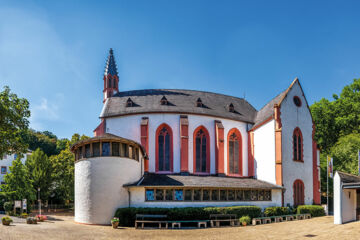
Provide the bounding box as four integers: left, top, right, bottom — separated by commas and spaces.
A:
101, 89, 258, 123
104, 48, 118, 76
337, 171, 360, 183
124, 174, 283, 189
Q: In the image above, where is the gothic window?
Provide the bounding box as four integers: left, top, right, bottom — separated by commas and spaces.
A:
293, 128, 303, 161
108, 78, 112, 88
156, 124, 173, 172
196, 98, 203, 107
228, 129, 242, 175
293, 179, 305, 206
194, 126, 210, 173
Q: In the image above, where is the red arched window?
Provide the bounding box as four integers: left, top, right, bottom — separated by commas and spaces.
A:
193, 126, 210, 174
227, 128, 242, 176
293, 179, 305, 206
293, 127, 303, 162
155, 124, 173, 172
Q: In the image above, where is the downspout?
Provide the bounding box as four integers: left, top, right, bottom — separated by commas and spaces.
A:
340, 181, 343, 223
128, 189, 131, 208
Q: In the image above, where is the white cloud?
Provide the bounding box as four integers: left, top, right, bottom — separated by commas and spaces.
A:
29, 97, 60, 130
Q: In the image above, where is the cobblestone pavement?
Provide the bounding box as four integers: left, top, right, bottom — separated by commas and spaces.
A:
0, 215, 359, 240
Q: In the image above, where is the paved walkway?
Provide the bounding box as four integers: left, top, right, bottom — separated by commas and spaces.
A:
0, 215, 359, 240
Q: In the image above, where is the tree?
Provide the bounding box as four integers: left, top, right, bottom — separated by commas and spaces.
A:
0, 86, 30, 157
1, 157, 35, 201
25, 129, 58, 156
25, 148, 53, 201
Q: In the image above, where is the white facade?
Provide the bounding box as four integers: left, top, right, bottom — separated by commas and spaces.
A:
280, 81, 314, 206
75, 154, 143, 225
0, 153, 30, 185
129, 187, 282, 209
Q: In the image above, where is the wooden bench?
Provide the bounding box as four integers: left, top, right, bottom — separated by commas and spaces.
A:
135, 214, 168, 229
252, 218, 262, 226
168, 220, 209, 229
252, 217, 271, 225
210, 214, 238, 227
284, 215, 294, 221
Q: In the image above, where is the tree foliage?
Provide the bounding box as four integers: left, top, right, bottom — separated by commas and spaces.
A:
25, 148, 53, 201
0, 86, 30, 157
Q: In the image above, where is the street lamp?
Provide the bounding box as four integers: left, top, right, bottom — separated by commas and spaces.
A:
38, 187, 41, 216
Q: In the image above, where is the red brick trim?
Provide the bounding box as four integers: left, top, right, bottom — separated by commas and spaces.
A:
227, 128, 243, 177
215, 121, 224, 175
180, 116, 189, 173
141, 117, 149, 172
312, 124, 321, 204
93, 119, 106, 137
274, 104, 283, 206
247, 131, 254, 177
155, 123, 173, 173
193, 125, 210, 174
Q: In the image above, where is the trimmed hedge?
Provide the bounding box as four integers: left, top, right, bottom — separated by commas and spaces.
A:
114, 206, 262, 227
297, 205, 325, 217
264, 207, 290, 217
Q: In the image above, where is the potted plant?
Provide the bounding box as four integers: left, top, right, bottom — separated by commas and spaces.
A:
111, 217, 120, 229
2, 216, 13, 226
21, 213, 28, 219
239, 216, 251, 226
26, 217, 38, 224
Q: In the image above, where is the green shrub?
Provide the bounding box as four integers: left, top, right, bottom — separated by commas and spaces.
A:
3, 202, 13, 213
239, 215, 251, 225
264, 207, 290, 217
114, 206, 262, 227
297, 205, 325, 217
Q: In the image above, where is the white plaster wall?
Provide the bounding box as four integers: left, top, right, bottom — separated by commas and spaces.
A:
333, 172, 342, 224
280, 81, 314, 206
342, 189, 357, 224
0, 153, 29, 184
129, 188, 282, 209
74, 155, 142, 225
106, 114, 248, 176
253, 120, 276, 184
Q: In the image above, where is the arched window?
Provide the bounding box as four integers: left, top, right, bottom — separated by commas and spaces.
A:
156, 124, 173, 172
193, 126, 210, 173
293, 179, 305, 206
227, 128, 242, 176
108, 78, 112, 88
293, 127, 303, 161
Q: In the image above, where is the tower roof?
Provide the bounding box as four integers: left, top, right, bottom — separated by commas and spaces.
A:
104, 48, 118, 76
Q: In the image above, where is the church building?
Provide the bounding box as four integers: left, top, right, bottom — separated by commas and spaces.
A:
71, 49, 321, 225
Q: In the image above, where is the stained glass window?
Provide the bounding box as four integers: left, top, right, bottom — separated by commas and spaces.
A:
195, 128, 208, 173
102, 142, 110, 156
293, 128, 303, 161
156, 189, 164, 201
145, 189, 154, 201
157, 126, 172, 171
228, 130, 241, 175
175, 190, 183, 201
165, 189, 173, 201
211, 190, 219, 201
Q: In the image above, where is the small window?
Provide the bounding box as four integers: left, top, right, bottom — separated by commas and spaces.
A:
135, 148, 139, 161
250, 190, 258, 201
146, 189, 154, 201
1, 166, 6, 174
85, 144, 91, 158
258, 190, 264, 201
102, 142, 110, 156
129, 146, 134, 159
165, 189, 173, 201
126, 98, 134, 107
193, 189, 201, 201
202, 189, 210, 201
264, 190, 271, 201
293, 96, 302, 107
211, 190, 219, 201
78, 147, 83, 159
185, 189, 192, 201
220, 190, 227, 201
155, 189, 164, 201
229, 103, 235, 112
93, 143, 100, 157
244, 190, 251, 201
160, 96, 168, 105
228, 190, 235, 201
123, 144, 129, 158
112, 142, 120, 156
236, 190, 244, 201
175, 189, 183, 201
196, 98, 203, 107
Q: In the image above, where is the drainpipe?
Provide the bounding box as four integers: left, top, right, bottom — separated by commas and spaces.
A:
128, 189, 131, 208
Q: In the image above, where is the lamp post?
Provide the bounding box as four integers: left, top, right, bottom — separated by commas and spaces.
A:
38, 187, 41, 216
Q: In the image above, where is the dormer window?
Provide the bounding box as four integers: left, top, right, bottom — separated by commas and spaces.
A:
160, 96, 168, 105
196, 98, 203, 107
126, 98, 134, 107
229, 103, 235, 112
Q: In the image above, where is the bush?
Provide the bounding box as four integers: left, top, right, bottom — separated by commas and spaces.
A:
239, 215, 251, 225
114, 206, 262, 227
3, 202, 13, 213
21, 213, 28, 218
2, 216, 13, 225
297, 205, 325, 217
264, 207, 290, 217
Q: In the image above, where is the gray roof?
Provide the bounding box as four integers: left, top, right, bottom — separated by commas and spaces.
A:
101, 89, 257, 123
337, 171, 360, 183
104, 48, 118, 76
124, 174, 283, 189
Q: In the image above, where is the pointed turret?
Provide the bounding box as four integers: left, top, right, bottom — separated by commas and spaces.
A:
103, 48, 119, 103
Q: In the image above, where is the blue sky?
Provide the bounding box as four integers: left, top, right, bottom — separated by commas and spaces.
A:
1, 0, 359, 139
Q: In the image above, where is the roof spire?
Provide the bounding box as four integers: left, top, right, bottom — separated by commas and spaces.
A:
104, 48, 118, 76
